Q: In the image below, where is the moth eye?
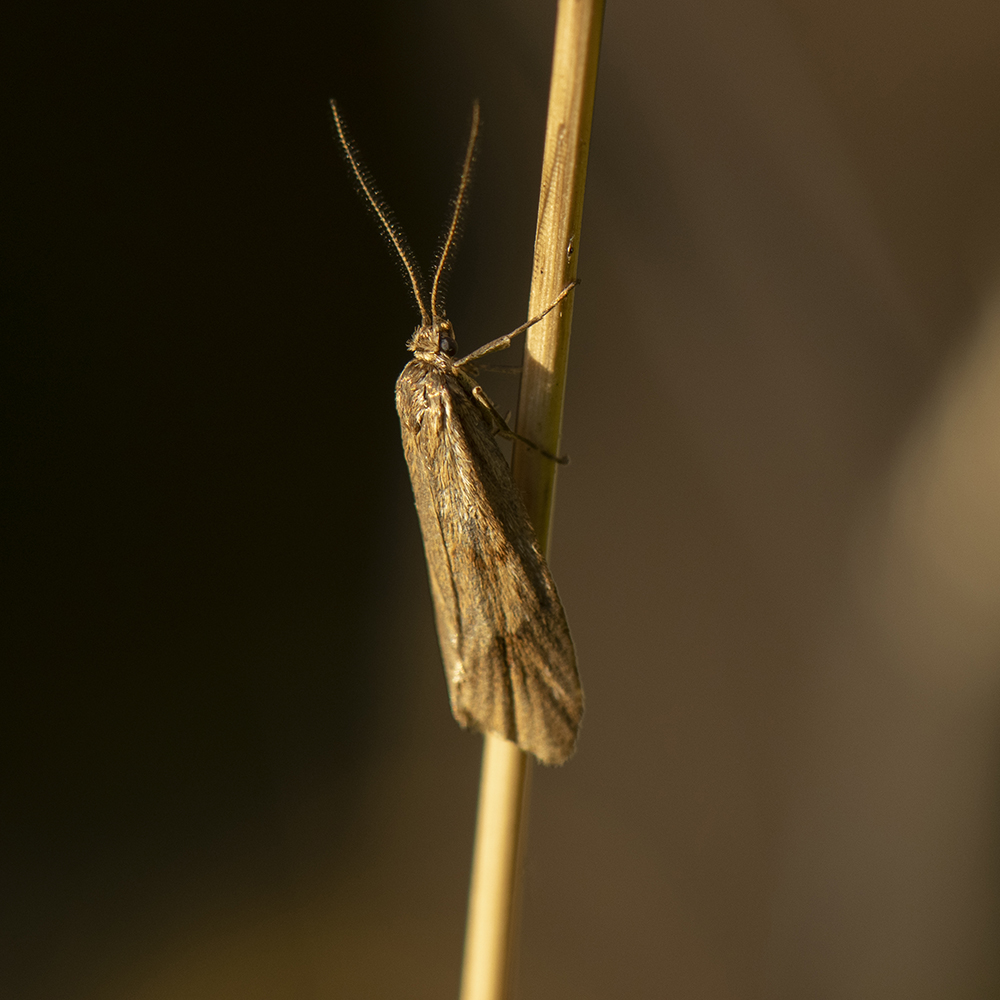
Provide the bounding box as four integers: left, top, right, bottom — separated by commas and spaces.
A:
439, 335, 456, 356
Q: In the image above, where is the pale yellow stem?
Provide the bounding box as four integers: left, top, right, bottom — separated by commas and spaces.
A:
458, 2, 604, 999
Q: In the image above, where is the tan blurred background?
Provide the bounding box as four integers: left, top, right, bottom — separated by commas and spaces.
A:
4, 0, 1000, 997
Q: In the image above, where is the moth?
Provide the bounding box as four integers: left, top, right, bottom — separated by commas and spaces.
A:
331, 101, 583, 765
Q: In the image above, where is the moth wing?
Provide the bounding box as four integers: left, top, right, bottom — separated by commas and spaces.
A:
395, 368, 464, 685
396, 363, 583, 765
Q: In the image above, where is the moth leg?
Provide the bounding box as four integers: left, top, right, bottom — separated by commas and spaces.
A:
454, 280, 577, 369
471, 385, 568, 464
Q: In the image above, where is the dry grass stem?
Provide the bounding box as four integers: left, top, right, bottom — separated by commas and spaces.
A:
459, 2, 605, 998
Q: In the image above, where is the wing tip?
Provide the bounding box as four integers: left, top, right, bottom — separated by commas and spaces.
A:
453, 704, 582, 766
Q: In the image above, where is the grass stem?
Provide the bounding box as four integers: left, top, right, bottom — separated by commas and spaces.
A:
458, 2, 604, 998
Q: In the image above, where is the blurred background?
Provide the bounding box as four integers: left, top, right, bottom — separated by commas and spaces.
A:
4, 0, 1000, 996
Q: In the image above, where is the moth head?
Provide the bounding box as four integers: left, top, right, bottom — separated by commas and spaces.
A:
407, 319, 456, 358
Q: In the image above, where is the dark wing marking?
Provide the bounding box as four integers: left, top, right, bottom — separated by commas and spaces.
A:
395, 361, 583, 765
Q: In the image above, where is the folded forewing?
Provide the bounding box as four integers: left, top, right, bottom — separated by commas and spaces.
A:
396, 362, 582, 765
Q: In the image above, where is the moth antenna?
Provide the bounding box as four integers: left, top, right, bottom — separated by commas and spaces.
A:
430, 101, 480, 323
330, 100, 431, 326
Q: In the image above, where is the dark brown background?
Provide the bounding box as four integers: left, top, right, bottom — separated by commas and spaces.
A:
4, 1, 1000, 997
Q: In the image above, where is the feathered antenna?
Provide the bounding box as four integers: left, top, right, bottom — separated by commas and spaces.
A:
430, 101, 480, 324
330, 100, 431, 327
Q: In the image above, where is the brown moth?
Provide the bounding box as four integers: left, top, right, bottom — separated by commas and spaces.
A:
330, 100, 583, 765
